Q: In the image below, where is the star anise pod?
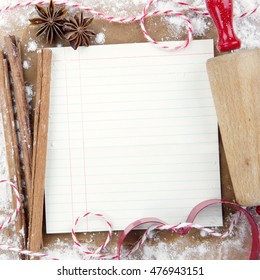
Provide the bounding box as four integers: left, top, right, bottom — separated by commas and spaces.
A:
29, 0, 68, 44
63, 12, 96, 50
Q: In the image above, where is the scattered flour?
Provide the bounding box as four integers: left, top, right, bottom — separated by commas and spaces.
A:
0, 0, 260, 260
0, 117, 10, 206
0, 117, 17, 260
25, 84, 34, 105
199, 230, 208, 238
27, 40, 38, 52
190, 15, 211, 36
234, 0, 260, 49
127, 210, 254, 260
95, 32, 106, 44
23, 60, 30, 69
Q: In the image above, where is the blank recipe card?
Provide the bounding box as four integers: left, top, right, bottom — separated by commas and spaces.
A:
45, 40, 222, 233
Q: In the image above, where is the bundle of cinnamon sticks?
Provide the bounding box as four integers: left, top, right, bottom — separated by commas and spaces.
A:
0, 35, 52, 259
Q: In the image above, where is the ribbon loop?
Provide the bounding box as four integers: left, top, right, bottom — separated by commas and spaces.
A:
140, 0, 193, 50
186, 199, 260, 260
0, 0, 260, 260
71, 211, 117, 259
117, 218, 166, 259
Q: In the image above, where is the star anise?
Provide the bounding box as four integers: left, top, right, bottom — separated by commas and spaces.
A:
29, 0, 68, 44
63, 12, 96, 50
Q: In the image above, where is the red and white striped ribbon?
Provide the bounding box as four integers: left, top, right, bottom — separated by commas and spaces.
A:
0, 179, 259, 259
140, 0, 193, 50
1, 1, 258, 19
0, 180, 60, 259
118, 201, 259, 260
0, 1, 259, 50
0, 0, 260, 259
119, 212, 241, 258
0, 180, 20, 230
71, 211, 118, 259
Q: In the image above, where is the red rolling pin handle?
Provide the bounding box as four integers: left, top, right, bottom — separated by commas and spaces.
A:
206, 0, 241, 52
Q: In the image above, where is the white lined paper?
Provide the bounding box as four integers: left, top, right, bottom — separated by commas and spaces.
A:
45, 40, 222, 233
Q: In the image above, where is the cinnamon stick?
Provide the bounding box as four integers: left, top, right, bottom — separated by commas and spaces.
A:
4, 36, 33, 217
28, 49, 52, 255
0, 50, 27, 256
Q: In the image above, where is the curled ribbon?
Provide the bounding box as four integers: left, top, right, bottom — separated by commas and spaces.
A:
186, 199, 260, 260
117, 200, 260, 260
72, 212, 117, 259
0, 179, 259, 260
0, 0, 260, 260
0, 180, 59, 259
0, 0, 259, 50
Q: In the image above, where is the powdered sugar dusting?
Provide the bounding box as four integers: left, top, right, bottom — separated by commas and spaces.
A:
95, 32, 106, 44
0, 0, 260, 260
0, 117, 10, 206
128, 211, 254, 260
0, 119, 18, 259
190, 15, 211, 36
234, 0, 260, 49
27, 40, 38, 52
23, 60, 30, 69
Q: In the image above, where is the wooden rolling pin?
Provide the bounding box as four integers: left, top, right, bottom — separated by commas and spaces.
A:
206, 0, 260, 206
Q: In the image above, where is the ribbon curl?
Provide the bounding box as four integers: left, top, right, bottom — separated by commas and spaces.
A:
0, 0, 259, 50
117, 200, 259, 260
0, 0, 260, 260
0, 180, 259, 260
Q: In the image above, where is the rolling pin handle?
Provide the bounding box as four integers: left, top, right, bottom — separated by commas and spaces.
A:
206, 0, 241, 52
